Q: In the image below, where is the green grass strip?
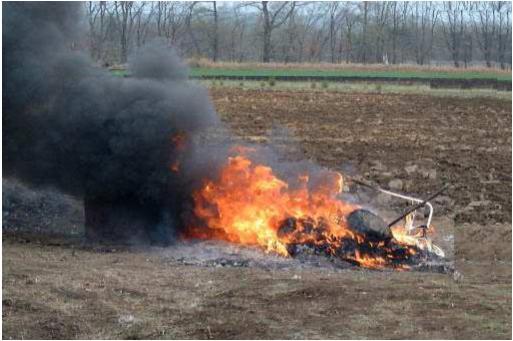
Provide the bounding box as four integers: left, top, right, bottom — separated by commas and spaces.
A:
110, 67, 511, 81
189, 67, 511, 81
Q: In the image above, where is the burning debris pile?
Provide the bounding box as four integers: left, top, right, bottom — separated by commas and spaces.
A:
183, 146, 446, 270
3, 3, 448, 271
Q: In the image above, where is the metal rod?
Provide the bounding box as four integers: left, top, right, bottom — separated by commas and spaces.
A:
348, 177, 429, 205
386, 185, 449, 228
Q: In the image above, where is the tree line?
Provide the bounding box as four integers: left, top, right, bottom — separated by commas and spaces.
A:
85, 1, 512, 69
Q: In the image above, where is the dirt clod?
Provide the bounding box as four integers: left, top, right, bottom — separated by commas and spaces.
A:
388, 179, 404, 191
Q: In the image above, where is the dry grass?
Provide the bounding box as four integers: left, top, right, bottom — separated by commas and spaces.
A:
2, 233, 511, 339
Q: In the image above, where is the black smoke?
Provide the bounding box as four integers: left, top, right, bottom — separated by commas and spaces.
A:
3, 2, 366, 246
3, 3, 219, 207
3, 2, 223, 243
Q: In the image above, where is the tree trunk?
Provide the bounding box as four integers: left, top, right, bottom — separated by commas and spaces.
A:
262, 2, 271, 63
329, 6, 337, 63
212, 1, 219, 62
391, 2, 398, 64
361, 2, 368, 63
117, 2, 131, 64
346, 24, 352, 63
452, 50, 460, 68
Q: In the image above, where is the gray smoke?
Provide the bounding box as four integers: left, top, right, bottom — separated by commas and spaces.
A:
3, 3, 219, 207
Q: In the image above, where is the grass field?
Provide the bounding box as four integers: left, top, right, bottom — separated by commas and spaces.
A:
189, 67, 512, 81
110, 60, 512, 81
188, 59, 512, 79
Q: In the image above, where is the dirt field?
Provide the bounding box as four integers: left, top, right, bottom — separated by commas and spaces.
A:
209, 88, 511, 224
3, 87, 511, 339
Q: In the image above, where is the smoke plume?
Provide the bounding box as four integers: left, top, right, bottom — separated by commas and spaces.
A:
3, 2, 219, 208
2, 3, 360, 247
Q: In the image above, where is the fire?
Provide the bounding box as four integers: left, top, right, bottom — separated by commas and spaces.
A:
170, 160, 180, 173
171, 132, 186, 151
185, 146, 425, 269
170, 132, 186, 173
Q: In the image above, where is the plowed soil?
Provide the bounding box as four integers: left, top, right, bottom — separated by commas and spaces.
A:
210, 88, 511, 226
208, 88, 512, 263
3, 87, 511, 339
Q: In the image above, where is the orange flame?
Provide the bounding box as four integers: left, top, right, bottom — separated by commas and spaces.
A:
171, 132, 186, 151
184, 146, 425, 269
170, 132, 186, 173
170, 160, 180, 173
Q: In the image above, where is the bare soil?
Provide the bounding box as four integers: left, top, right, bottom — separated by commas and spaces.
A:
3, 88, 511, 339
209, 88, 511, 226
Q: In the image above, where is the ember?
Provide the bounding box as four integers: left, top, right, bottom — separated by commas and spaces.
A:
185, 146, 444, 270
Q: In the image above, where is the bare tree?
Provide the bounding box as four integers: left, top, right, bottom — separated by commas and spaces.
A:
496, 1, 512, 69
339, 3, 357, 63
301, 4, 328, 62
471, 2, 496, 67
154, 2, 188, 46
399, 1, 410, 63
390, 1, 400, 64
441, 2, 465, 67
372, 2, 391, 63
249, 1, 296, 62
83, 1, 511, 68
86, 2, 109, 62
412, 2, 439, 65
389, 2, 412, 64
211, 2, 219, 61
279, 8, 299, 63
111, 1, 133, 63
132, 2, 153, 49
155, 1, 166, 37
327, 2, 341, 63
227, 5, 247, 62
359, 1, 369, 63
188, 4, 203, 55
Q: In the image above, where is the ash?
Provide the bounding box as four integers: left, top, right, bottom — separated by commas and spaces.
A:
156, 240, 454, 274
157, 240, 352, 271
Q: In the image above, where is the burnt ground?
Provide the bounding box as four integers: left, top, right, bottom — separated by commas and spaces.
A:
3, 87, 512, 339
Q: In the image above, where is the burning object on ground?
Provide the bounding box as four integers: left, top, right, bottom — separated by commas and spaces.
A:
186, 146, 448, 271
4, 3, 450, 273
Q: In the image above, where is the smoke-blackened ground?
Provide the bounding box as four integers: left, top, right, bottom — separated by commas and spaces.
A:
3, 87, 511, 339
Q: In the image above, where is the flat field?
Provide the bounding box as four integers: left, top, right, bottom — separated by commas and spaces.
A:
188, 60, 512, 80
189, 67, 512, 81
111, 61, 512, 81
3, 86, 511, 339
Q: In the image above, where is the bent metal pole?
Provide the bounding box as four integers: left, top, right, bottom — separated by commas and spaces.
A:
386, 185, 449, 228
